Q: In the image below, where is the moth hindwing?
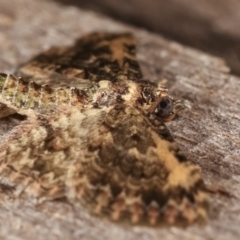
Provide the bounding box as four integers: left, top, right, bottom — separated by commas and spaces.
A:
0, 32, 207, 225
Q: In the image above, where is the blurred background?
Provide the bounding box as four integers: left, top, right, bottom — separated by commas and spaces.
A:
57, 0, 240, 76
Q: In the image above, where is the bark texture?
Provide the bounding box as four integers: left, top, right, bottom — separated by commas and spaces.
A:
0, 0, 239, 240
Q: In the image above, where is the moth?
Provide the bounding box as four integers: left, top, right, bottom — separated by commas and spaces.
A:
0, 32, 208, 225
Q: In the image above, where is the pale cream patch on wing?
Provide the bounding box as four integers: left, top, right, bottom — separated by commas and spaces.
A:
151, 131, 201, 191
109, 37, 136, 66
122, 81, 140, 103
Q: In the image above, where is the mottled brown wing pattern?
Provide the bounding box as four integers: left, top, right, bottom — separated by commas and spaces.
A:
18, 32, 142, 88
0, 32, 207, 225
67, 105, 207, 224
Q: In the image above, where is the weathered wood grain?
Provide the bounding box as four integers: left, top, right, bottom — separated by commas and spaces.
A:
0, 0, 239, 240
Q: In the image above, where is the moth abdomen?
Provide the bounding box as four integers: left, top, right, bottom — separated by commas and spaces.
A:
0, 73, 91, 112
24, 80, 42, 109
0, 73, 28, 108
69, 87, 89, 107
0, 73, 19, 102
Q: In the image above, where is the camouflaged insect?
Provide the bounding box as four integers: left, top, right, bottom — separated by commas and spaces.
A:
0, 32, 208, 225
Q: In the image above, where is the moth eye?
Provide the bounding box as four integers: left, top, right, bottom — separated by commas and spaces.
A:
156, 97, 174, 117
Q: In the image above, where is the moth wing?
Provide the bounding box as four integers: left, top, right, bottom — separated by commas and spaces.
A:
0, 101, 207, 224
66, 104, 208, 225
18, 32, 142, 87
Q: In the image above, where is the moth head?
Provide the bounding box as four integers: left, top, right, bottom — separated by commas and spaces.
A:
145, 88, 191, 122
157, 97, 192, 121
155, 96, 174, 118
141, 83, 191, 121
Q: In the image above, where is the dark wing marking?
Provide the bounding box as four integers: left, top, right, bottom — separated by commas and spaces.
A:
18, 32, 142, 86
67, 104, 208, 225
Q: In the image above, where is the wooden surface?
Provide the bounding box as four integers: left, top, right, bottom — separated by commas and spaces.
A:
0, 0, 240, 239
59, 0, 240, 76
